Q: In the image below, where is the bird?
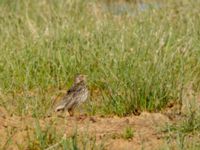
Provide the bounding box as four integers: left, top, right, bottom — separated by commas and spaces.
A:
55, 74, 88, 116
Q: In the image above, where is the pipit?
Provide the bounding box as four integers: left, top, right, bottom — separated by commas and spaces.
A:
55, 75, 88, 116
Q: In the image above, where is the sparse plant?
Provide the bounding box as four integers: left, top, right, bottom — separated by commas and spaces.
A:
26, 120, 104, 150
123, 127, 134, 140
27, 120, 59, 150
163, 106, 200, 149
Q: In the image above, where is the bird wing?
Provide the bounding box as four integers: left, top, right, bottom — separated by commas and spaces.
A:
55, 94, 73, 111
67, 82, 83, 94
55, 83, 83, 111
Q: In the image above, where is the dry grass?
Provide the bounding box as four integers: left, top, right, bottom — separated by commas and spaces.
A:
0, 0, 200, 149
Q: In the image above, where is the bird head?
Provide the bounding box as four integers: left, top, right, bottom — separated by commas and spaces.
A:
74, 74, 87, 84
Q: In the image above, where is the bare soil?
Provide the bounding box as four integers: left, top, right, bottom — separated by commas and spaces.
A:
0, 106, 174, 150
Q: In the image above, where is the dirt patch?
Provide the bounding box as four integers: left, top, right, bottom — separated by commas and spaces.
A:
0, 106, 173, 150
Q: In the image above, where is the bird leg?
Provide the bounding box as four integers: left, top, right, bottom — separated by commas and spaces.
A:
68, 109, 74, 116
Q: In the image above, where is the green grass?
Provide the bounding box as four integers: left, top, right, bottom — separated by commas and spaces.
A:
3, 1, 200, 149
0, 0, 200, 117
122, 126, 134, 140
162, 109, 200, 150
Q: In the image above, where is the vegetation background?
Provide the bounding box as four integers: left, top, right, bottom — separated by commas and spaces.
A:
0, 0, 200, 149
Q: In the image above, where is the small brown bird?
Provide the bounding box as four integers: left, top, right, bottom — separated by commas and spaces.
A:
55, 75, 88, 116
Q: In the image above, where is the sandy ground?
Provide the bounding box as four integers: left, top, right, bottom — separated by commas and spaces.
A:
0, 106, 174, 150
1, 91, 199, 150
